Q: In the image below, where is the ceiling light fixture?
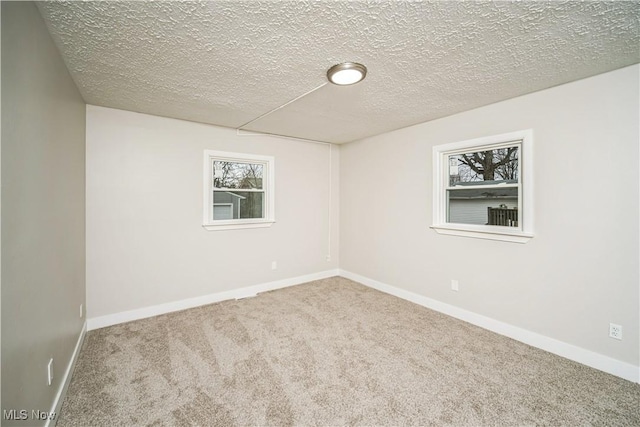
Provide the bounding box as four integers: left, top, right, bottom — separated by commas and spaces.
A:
238, 62, 368, 139
327, 62, 367, 86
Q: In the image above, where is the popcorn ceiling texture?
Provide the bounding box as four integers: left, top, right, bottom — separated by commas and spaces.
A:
37, 1, 639, 143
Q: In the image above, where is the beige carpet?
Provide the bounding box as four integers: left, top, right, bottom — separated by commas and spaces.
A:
59, 277, 639, 426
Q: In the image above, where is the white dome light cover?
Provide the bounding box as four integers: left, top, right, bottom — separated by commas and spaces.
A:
327, 62, 367, 85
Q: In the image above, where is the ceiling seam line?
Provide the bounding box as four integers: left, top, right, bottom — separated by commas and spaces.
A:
235, 129, 331, 146
236, 82, 328, 131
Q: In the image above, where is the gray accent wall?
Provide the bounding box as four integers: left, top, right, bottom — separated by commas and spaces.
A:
1, 2, 86, 425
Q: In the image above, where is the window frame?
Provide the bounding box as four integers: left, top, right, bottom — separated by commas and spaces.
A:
431, 129, 534, 243
202, 150, 275, 231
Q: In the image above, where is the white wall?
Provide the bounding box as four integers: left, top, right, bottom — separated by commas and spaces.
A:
1, 2, 86, 423
86, 106, 339, 319
340, 65, 639, 368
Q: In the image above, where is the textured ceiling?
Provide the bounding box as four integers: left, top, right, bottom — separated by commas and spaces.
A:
38, 1, 639, 144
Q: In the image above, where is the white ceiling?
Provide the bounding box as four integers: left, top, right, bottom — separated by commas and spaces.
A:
38, 1, 639, 144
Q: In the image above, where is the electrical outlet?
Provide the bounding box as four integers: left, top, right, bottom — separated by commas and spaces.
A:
326, 255, 331, 262
47, 358, 54, 386
80, 303, 83, 318
609, 323, 622, 340
451, 279, 459, 291
271, 261, 277, 270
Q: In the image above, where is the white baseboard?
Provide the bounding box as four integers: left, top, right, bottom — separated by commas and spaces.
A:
87, 269, 340, 331
47, 321, 87, 427
339, 269, 640, 384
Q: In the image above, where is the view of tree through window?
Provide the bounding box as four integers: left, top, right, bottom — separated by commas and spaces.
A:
449, 146, 519, 185
447, 145, 520, 227
213, 161, 264, 220
213, 161, 263, 189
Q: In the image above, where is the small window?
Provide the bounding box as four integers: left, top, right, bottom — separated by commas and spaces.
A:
432, 130, 533, 243
203, 150, 275, 231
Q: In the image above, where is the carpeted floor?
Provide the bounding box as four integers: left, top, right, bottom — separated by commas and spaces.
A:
58, 277, 640, 426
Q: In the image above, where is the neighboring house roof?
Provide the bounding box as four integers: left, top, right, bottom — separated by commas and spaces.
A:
218, 191, 246, 200
452, 179, 518, 186
449, 181, 517, 199
449, 189, 517, 199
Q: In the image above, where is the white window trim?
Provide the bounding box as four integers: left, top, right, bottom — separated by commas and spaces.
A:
431, 129, 534, 243
203, 150, 275, 231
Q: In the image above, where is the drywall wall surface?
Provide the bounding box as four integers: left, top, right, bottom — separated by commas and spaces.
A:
86, 106, 339, 319
1, 1, 4, 414
340, 65, 639, 367
1, 2, 86, 424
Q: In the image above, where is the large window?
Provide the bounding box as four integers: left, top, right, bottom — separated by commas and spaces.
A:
203, 150, 275, 231
432, 130, 533, 243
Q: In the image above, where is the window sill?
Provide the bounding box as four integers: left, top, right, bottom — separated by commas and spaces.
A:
203, 220, 275, 231
431, 224, 533, 243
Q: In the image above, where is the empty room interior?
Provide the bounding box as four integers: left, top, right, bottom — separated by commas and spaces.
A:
2, 1, 640, 426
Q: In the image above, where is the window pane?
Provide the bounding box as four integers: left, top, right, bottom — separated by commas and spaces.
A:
449, 146, 519, 186
213, 190, 264, 220
448, 187, 518, 227
213, 161, 263, 189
